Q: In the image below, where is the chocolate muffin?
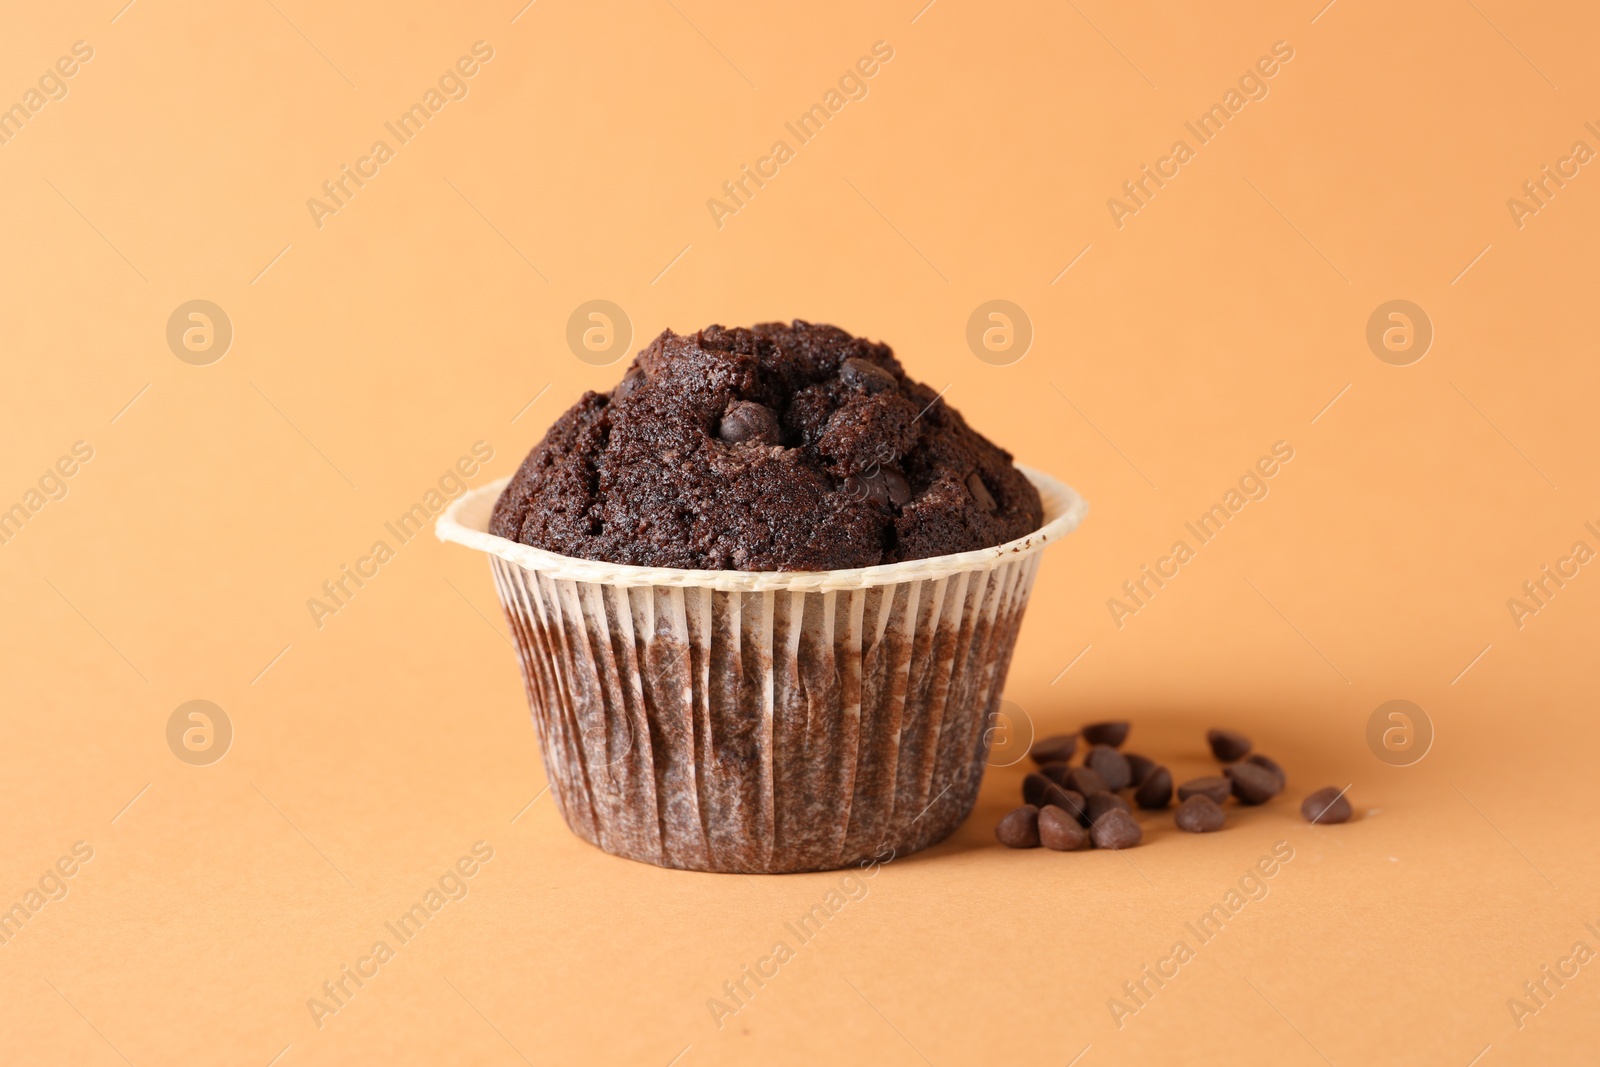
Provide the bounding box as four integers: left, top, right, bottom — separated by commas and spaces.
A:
491, 321, 1043, 570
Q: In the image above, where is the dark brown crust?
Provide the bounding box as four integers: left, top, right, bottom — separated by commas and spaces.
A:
491, 321, 1044, 570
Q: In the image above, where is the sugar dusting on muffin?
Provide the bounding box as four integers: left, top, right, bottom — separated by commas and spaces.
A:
491, 321, 1043, 570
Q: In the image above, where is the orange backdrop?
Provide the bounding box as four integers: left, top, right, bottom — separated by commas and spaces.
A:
2, 1, 1597, 1064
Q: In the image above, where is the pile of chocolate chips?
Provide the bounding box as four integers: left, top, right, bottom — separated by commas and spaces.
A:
994, 721, 1354, 850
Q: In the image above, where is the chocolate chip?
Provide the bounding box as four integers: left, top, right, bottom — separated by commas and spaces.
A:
995, 804, 1040, 848
1090, 808, 1142, 849
1301, 787, 1352, 824
1039, 805, 1090, 850
1224, 761, 1282, 805
1245, 753, 1286, 789
1177, 776, 1230, 804
1038, 762, 1073, 789
1125, 753, 1156, 786
1041, 785, 1087, 823
881, 468, 911, 506
613, 369, 646, 400
1086, 792, 1131, 824
718, 401, 780, 446
1207, 728, 1252, 762
1084, 745, 1131, 791
1030, 734, 1077, 765
1134, 766, 1173, 810
844, 471, 889, 506
1022, 772, 1053, 807
1082, 721, 1130, 748
1065, 766, 1107, 796
966, 472, 996, 512
1174, 794, 1225, 833
844, 467, 912, 508
839, 357, 896, 394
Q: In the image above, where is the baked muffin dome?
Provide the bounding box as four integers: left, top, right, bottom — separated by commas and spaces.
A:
491, 321, 1043, 571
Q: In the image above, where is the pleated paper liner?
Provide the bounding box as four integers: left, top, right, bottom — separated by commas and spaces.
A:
438, 467, 1086, 873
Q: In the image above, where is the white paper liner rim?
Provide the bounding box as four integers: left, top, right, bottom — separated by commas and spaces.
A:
436, 466, 1084, 591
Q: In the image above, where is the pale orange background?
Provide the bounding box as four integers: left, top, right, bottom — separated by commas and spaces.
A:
4, 1, 1599, 1063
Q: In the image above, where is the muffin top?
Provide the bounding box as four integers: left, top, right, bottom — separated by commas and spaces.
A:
490, 321, 1044, 571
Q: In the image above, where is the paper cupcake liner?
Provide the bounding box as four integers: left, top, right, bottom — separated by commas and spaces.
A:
439, 466, 1085, 874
